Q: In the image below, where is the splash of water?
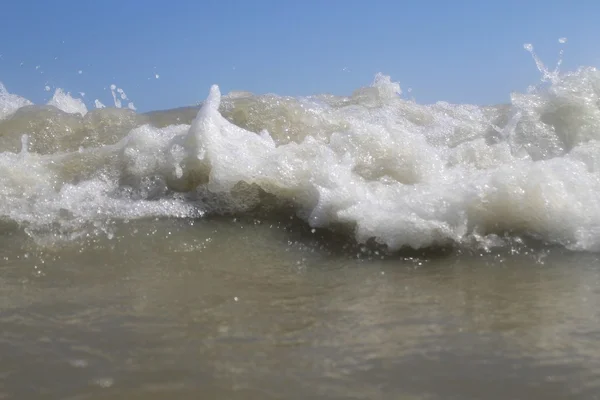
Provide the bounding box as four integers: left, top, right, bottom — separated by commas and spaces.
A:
110, 84, 136, 110
0, 82, 33, 119
47, 88, 88, 116
523, 37, 568, 85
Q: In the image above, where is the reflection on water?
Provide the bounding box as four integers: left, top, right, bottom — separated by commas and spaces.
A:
1, 218, 600, 399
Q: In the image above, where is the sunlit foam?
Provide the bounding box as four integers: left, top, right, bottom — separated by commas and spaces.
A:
0, 39, 599, 252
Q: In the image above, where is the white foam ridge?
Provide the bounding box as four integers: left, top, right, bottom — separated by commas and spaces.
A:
47, 88, 88, 116
0, 82, 33, 119
167, 70, 600, 251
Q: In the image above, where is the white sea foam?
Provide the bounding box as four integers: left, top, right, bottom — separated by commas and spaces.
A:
47, 88, 88, 116
0, 83, 33, 119
167, 72, 600, 251
0, 43, 599, 251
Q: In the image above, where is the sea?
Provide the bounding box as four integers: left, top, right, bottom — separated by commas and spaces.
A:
1, 43, 600, 399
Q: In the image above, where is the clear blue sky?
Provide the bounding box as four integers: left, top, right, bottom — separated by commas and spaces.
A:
1, 0, 599, 112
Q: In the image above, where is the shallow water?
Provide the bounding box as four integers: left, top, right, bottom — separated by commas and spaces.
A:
2, 218, 600, 399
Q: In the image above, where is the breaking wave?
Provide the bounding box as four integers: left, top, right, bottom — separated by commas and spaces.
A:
1, 42, 599, 252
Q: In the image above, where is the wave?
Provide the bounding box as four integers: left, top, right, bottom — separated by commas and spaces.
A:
1, 51, 599, 252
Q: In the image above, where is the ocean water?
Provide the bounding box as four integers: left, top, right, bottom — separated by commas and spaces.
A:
1, 44, 600, 399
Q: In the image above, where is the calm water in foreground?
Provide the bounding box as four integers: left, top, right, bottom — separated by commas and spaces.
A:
2, 217, 600, 400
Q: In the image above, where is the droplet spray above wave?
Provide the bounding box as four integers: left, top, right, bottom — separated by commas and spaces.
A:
109, 84, 136, 111
0, 82, 138, 122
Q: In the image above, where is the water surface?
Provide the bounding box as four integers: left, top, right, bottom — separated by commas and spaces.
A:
2, 218, 600, 399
